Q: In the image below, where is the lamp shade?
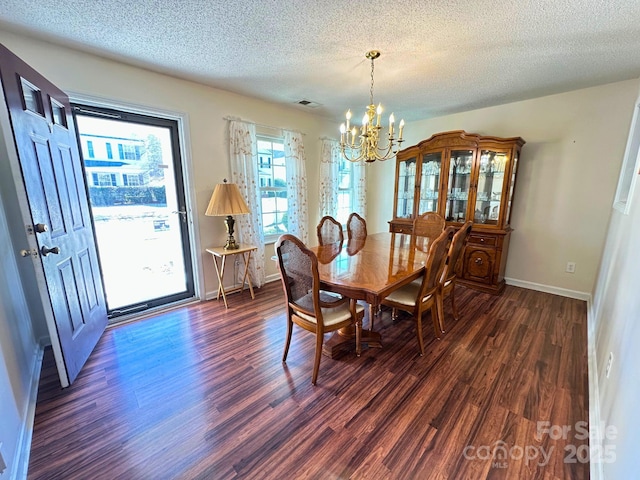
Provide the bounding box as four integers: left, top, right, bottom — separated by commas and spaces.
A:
205, 180, 250, 216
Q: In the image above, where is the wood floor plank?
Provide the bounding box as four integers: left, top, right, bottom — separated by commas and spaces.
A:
28, 282, 590, 479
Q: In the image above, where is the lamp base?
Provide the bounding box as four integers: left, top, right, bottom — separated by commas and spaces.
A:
223, 215, 240, 250
224, 237, 239, 250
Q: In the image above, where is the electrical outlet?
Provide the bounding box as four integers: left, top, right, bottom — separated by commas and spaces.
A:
605, 352, 614, 378
565, 262, 576, 273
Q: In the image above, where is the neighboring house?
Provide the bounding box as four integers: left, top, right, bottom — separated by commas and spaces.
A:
80, 134, 149, 188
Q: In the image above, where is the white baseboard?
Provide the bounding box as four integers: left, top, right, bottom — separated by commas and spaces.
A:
205, 275, 281, 301
504, 277, 591, 301
12, 343, 44, 480
265, 273, 280, 284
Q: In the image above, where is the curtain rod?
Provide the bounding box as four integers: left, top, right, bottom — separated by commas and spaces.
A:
223, 116, 306, 136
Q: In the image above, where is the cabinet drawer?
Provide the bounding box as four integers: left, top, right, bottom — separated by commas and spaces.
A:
390, 223, 413, 234
467, 234, 497, 247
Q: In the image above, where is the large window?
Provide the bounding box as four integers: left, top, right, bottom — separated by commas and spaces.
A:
118, 143, 142, 160
123, 173, 143, 186
336, 158, 354, 225
92, 172, 117, 186
257, 136, 288, 237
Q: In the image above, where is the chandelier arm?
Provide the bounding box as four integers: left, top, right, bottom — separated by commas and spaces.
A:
341, 146, 366, 163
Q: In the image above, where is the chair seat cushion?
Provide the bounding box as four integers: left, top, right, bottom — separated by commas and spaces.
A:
297, 295, 364, 326
384, 279, 432, 307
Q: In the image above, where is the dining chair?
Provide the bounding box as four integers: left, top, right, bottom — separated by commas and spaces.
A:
381, 227, 454, 356
346, 212, 367, 241
413, 211, 446, 238
275, 234, 363, 385
437, 221, 473, 333
317, 215, 344, 246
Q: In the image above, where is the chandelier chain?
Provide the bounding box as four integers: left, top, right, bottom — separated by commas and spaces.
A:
370, 56, 375, 106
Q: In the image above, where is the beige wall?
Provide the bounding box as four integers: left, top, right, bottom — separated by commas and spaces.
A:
0, 29, 339, 297
368, 80, 640, 295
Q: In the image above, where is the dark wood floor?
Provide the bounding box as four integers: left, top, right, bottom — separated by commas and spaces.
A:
28, 281, 589, 479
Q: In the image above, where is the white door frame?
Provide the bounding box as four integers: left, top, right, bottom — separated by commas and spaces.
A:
68, 93, 205, 316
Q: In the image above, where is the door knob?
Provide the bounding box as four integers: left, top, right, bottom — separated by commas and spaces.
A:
40, 245, 60, 256
34, 223, 49, 233
172, 210, 188, 223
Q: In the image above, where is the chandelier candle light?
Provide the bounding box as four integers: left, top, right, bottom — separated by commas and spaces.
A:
339, 50, 405, 163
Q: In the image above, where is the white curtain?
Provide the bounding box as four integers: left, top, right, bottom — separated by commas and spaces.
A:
319, 139, 339, 217
228, 120, 266, 288
353, 157, 367, 217
283, 130, 309, 243
318, 139, 367, 218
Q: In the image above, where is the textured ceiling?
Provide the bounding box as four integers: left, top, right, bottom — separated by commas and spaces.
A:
1, 0, 640, 123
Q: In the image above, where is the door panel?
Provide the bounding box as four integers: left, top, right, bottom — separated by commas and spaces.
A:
0, 43, 107, 386
463, 246, 496, 284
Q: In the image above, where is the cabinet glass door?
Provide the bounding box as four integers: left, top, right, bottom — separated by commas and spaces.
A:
445, 150, 473, 222
395, 156, 417, 219
505, 150, 519, 224
474, 150, 507, 225
418, 152, 441, 214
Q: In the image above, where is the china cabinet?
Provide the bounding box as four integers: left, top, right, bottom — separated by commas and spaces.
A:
389, 131, 525, 294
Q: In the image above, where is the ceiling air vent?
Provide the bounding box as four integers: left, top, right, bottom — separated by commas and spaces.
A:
295, 99, 321, 108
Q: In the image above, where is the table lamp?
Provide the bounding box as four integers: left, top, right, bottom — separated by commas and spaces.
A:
205, 179, 250, 250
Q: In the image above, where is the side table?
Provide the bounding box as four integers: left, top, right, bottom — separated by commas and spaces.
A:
206, 244, 257, 308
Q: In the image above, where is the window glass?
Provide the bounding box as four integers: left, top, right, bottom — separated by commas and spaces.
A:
257, 137, 287, 237
93, 172, 117, 186
336, 158, 353, 225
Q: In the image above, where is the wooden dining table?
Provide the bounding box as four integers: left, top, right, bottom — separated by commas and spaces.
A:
310, 231, 432, 357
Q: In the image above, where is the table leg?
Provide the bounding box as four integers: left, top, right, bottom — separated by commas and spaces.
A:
241, 251, 255, 299
369, 303, 375, 330
322, 302, 382, 358
213, 255, 229, 309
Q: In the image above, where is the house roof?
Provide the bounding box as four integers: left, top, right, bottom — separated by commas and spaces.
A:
1, 0, 639, 122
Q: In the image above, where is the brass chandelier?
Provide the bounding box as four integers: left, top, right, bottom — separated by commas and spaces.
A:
339, 50, 405, 163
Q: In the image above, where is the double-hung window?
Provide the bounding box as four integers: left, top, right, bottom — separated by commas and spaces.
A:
257, 136, 288, 239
